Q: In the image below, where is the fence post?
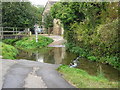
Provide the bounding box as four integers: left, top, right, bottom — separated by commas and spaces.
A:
1, 27, 3, 39
0, 27, 3, 40
0, 27, 1, 40
13, 27, 14, 35
16, 27, 17, 34
16, 28, 18, 38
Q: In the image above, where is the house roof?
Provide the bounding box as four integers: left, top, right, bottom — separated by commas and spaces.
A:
42, 0, 58, 16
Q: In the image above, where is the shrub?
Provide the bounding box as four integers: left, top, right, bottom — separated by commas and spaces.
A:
3, 38, 20, 45
51, 2, 119, 70
87, 56, 97, 61
65, 43, 120, 70
1, 42, 18, 59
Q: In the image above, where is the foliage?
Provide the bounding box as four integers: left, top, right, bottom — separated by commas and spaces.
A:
66, 43, 90, 57
32, 5, 44, 26
66, 43, 120, 70
2, 38, 20, 45
51, 2, 119, 69
43, 12, 54, 33
2, 2, 44, 28
57, 65, 118, 88
15, 36, 53, 49
93, 19, 119, 57
87, 56, 97, 61
1, 42, 18, 59
43, 12, 53, 28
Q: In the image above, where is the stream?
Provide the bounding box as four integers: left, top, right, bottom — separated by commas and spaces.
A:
17, 47, 119, 82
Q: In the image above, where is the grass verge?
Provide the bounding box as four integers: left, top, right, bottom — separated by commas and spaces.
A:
15, 35, 53, 50
57, 65, 118, 88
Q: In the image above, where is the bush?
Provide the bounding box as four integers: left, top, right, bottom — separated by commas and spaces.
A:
1, 42, 18, 59
87, 56, 97, 61
51, 2, 119, 70
66, 43, 120, 70
3, 38, 20, 45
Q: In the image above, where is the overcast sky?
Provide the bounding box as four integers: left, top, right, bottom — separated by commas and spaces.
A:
29, 0, 59, 6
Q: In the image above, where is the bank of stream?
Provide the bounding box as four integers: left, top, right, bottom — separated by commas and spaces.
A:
16, 47, 119, 82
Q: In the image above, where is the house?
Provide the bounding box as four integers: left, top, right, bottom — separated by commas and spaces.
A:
42, 0, 64, 35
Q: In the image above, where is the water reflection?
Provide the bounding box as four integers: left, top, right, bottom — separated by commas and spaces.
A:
17, 47, 119, 81
77, 58, 119, 81
44, 47, 66, 64
35, 47, 69, 64
36, 51, 44, 63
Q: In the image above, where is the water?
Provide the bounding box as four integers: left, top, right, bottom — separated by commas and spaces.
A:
17, 47, 119, 81
17, 47, 75, 64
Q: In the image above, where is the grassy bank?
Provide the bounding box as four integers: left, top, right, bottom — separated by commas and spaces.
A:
15, 35, 53, 50
57, 65, 118, 88
1, 42, 18, 59
2, 35, 53, 59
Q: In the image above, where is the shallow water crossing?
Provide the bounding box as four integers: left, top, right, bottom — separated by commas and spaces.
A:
17, 47, 119, 82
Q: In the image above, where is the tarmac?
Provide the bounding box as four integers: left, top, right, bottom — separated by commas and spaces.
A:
0, 59, 75, 89
0, 35, 75, 89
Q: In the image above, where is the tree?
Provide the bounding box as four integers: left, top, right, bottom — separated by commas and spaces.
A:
43, 12, 53, 35
2, 2, 44, 28
50, 2, 119, 69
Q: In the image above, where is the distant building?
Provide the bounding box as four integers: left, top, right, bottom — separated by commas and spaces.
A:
34, 5, 44, 8
42, 0, 57, 16
42, 0, 57, 33
42, 0, 64, 35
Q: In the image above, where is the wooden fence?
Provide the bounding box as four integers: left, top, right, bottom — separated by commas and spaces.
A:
0, 27, 31, 39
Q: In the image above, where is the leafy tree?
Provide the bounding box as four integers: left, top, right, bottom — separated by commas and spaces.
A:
50, 2, 119, 69
43, 12, 53, 34
2, 2, 44, 28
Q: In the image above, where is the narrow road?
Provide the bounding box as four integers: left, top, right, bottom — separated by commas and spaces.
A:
1, 59, 75, 88
0, 35, 75, 89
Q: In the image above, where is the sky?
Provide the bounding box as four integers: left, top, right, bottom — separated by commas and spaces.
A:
29, 0, 59, 6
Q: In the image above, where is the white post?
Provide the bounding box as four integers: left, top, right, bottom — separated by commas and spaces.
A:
36, 31, 38, 42
34, 24, 39, 43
